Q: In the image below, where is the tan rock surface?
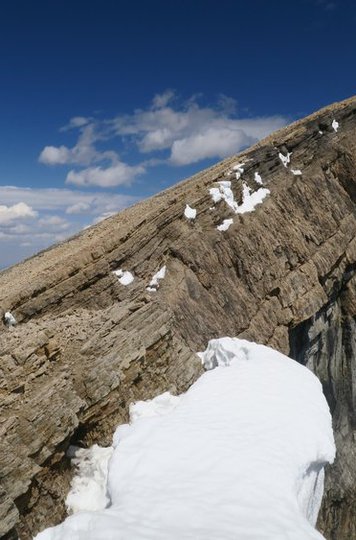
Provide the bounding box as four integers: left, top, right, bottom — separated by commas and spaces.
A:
1, 96, 356, 539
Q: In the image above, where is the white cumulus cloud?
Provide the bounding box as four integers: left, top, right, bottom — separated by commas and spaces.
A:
170, 127, 253, 165
66, 162, 145, 188
39, 145, 72, 165
0, 202, 38, 224
112, 92, 288, 165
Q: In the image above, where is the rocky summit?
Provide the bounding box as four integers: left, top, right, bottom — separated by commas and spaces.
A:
0, 96, 356, 540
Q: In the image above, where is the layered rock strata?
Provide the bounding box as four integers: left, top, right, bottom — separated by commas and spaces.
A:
0, 96, 356, 539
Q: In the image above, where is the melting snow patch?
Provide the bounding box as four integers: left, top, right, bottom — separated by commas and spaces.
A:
209, 181, 238, 212
209, 187, 222, 204
232, 162, 245, 179
236, 183, 270, 214
146, 265, 166, 292
332, 119, 339, 132
319, 130, 323, 135
217, 218, 233, 231
4, 311, 16, 326
113, 269, 134, 286
279, 151, 292, 167
65, 445, 114, 514
184, 204, 197, 220
210, 179, 270, 217
254, 172, 263, 184
291, 169, 302, 176
35, 337, 335, 540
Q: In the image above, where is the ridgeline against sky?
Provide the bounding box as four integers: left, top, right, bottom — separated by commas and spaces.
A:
0, 0, 355, 268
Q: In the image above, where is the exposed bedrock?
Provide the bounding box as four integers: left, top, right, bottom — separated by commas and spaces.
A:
289, 287, 356, 539
0, 96, 356, 539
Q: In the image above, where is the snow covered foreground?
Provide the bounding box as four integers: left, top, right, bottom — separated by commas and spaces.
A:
35, 338, 335, 540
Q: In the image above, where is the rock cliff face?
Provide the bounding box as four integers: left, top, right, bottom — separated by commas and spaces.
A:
0, 96, 355, 540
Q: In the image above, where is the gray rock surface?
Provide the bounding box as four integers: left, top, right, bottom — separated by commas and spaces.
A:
0, 96, 356, 539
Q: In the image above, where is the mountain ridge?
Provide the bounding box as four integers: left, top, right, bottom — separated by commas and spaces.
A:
1, 95, 356, 539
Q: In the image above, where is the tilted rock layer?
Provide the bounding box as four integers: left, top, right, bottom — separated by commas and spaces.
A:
0, 96, 355, 539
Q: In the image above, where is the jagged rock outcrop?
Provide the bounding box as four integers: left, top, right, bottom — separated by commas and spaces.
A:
0, 96, 356, 539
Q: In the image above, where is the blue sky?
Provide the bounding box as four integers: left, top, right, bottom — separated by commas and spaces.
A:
0, 0, 355, 268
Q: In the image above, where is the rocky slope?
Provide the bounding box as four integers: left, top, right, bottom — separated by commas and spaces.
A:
0, 96, 355, 540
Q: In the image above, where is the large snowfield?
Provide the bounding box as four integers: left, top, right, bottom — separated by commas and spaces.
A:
35, 338, 335, 540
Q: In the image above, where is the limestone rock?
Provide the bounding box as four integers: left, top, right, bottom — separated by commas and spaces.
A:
1, 96, 356, 539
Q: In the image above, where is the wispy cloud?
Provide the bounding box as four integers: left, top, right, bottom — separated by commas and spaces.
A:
66, 162, 145, 187
39, 91, 289, 187
315, 0, 337, 11
60, 116, 92, 131
39, 123, 108, 167
0, 186, 137, 214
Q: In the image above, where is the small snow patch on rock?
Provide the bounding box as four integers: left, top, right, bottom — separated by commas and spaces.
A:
184, 204, 197, 220
4, 311, 16, 326
236, 183, 270, 214
254, 172, 263, 185
332, 119, 339, 132
291, 169, 302, 176
210, 178, 269, 217
279, 152, 292, 168
232, 162, 245, 180
209, 182, 238, 213
217, 218, 233, 231
146, 265, 166, 292
113, 269, 135, 286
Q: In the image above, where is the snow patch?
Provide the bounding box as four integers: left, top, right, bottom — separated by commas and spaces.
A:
210, 180, 269, 216
209, 181, 239, 212
232, 162, 245, 179
217, 218, 233, 231
236, 183, 270, 214
184, 204, 196, 220
254, 171, 263, 184
332, 119, 339, 132
209, 187, 222, 204
279, 151, 292, 167
291, 169, 302, 176
146, 265, 166, 292
112, 269, 134, 286
4, 311, 16, 326
65, 445, 113, 514
35, 338, 335, 540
